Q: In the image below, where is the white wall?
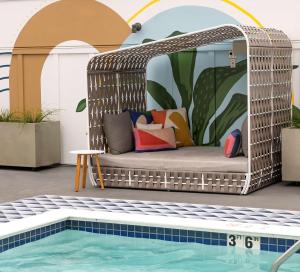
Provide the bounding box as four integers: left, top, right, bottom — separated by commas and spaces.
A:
41, 41, 98, 164
0, 53, 11, 109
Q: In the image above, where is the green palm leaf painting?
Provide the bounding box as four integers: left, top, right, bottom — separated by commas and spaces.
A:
168, 48, 196, 112
193, 59, 247, 145
147, 80, 177, 109
208, 93, 247, 145
144, 32, 247, 146
143, 31, 196, 112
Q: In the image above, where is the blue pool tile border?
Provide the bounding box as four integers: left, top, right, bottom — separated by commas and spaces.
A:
0, 220, 299, 254
0, 221, 66, 253
260, 237, 300, 253
65, 220, 227, 246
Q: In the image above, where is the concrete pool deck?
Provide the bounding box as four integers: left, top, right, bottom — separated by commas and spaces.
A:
0, 165, 299, 210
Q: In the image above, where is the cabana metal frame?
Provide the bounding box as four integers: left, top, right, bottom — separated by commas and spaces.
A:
87, 24, 292, 195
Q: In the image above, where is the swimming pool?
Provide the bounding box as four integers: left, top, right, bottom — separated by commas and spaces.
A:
0, 196, 300, 271
0, 230, 300, 272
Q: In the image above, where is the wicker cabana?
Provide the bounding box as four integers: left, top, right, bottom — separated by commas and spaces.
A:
87, 24, 292, 195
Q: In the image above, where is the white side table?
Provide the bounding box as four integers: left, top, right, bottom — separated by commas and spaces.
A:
70, 150, 105, 192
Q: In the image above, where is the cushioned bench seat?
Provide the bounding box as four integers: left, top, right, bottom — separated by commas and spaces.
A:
101, 146, 248, 173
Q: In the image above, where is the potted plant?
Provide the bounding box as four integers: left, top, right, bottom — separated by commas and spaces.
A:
282, 105, 300, 182
0, 109, 60, 168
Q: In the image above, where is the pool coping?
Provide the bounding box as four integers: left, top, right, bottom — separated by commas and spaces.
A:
1, 208, 300, 241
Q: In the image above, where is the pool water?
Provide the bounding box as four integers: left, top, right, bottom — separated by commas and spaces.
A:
0, 230, 299, 272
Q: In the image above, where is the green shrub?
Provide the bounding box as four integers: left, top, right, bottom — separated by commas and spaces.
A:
0, 109, 57, 123
0, 110, 16, 122
292, 105, 300, 128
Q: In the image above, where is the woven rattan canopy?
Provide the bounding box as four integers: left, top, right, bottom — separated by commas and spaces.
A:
87, 24, 292, 195
88, 25, 291, 72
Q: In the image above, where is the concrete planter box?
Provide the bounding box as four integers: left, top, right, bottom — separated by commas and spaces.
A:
0, 121, 60, 168
282, 127, 300, 182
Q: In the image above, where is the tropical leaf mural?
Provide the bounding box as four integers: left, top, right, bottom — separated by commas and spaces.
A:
144, 32, 247, 146
143, 31, 197, 112
208, 93, 247, 145
169, 49, 196, 112
193, 59, 247, 145
147, 81, 177, 109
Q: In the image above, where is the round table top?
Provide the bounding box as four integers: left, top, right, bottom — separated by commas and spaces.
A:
70, 150, 103, 155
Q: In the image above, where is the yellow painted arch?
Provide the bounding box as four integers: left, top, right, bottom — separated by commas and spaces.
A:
10, 0, 130, 112
222, 0, 263, 28
127, 0, 263, 27
127, 0, 159, 23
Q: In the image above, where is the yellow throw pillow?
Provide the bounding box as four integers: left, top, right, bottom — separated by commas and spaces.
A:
152, 108, 194, 147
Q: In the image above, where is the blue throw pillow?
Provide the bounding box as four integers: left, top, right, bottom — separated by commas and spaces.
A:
125, 109, 153, 127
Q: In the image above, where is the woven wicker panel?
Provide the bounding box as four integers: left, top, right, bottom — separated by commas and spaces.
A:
119, 71, 146, 112
87, 25, 292, 195
88, 73, 120, 152
88, 71, 147, 152
267, 29, 292, 191
100, 167, 246, 194
240, 25, 272, 47
248, 45, 273, 192
246, 28, 292, 193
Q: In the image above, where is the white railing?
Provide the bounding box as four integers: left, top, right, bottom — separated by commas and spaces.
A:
271, 240, 300, 272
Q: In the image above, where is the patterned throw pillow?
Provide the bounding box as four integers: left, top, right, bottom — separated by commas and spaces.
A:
133, 128, 176, 152
224, 129, 242, 158
126, 110, 153, 127
151, 108, 194, 147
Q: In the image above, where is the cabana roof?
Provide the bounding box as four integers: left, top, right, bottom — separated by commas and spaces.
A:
88, 24, 291, 72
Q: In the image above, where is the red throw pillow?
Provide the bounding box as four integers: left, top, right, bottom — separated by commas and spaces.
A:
133, 128, 176, 152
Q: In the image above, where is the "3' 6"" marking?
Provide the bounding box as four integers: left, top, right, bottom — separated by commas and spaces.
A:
228, 234, 260, 249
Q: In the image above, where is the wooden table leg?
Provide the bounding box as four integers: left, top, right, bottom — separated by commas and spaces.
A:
95, 155, 105, 190
82, 155, 87, 189
75, 154, 82, 192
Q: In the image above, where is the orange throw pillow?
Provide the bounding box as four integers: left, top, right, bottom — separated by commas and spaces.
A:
151, 108, 194, 147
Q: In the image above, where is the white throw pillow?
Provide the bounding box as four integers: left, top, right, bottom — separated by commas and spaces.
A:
136, 123, 163, 130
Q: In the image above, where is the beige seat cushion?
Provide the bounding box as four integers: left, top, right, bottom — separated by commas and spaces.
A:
101, 146, 247, 173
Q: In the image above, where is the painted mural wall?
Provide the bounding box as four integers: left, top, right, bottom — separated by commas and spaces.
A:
0, 0, 299, 164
